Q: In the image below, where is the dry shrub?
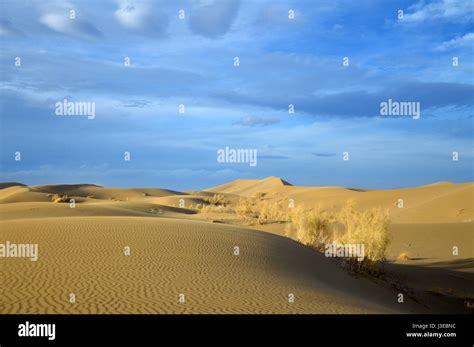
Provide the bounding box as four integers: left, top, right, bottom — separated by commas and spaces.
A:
205, 194, 229, 206
51, 194, 71, 203
197, 196, 232, 213
398, 252, 409, 261
235, 192, 287, 225
235, 197, 258, 223
285, 205, 334, 248
283, 200, 391, 274
200, 204, 233, 213
256, 200, 287, 225
336, 200, 390, 262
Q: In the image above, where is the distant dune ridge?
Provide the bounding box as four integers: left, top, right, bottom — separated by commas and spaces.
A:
206, 176, 292, 196
0, 177, 473, 314
206, 177, 473, 224
0, 182, 26, 189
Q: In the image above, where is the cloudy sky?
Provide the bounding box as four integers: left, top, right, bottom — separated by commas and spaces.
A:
0, 0, 473, 190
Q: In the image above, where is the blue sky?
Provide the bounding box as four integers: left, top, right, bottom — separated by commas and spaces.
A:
0, 0, 473, 190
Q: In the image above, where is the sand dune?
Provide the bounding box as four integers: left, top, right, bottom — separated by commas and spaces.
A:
2, 216, 426, 314
0, 182, 26, 189
0, 201, 196, 221
387, 223, 474, 264
207, 176, 292, 196
30, 184, 184, 200
0, 185, 52, 203
207, 177, 473, 224
0, 184, 185, 205
1, 177, 472, 314
152, 193, 239, 209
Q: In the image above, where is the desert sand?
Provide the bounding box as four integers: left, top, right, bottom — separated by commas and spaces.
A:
0, 178, 472, 314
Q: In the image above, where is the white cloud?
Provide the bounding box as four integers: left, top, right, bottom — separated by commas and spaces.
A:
40, 13, 71, 32
115, 0, 168, 35
115, 0, 150, 29
436, 32, 474, 51
403, 0, 473, 23
39, 12, 101, 37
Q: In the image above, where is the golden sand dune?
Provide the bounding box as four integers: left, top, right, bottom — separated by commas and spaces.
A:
0, 201, 196, 221
0, 184, 186, 205
184, 190, 219, 197
0, 186, 52, 204
207, 177, 473, 224
0, 182, 26, 189
152, 193, 239, 209
387, 223, 474, 264
206, 176, 292, 196
30, 184, 183, 200
1, 178, 472, 314
2, 216, 425, 314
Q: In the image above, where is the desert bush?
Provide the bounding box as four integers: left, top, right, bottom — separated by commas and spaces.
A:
200, 204, 233, 213
235, 194, 287, 225
235, 197, 258, 223
197, 194, 232, 213
204, 194, 230, 206
280, 200, 391, 275
398, 252, 409, 261
285, 205, 334, 248
51, 194, 71, 203
257, 200, 287, 224
336, 200, 390, 262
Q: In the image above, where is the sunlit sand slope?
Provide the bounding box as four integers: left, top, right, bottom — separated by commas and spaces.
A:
207, 179, 474, 223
